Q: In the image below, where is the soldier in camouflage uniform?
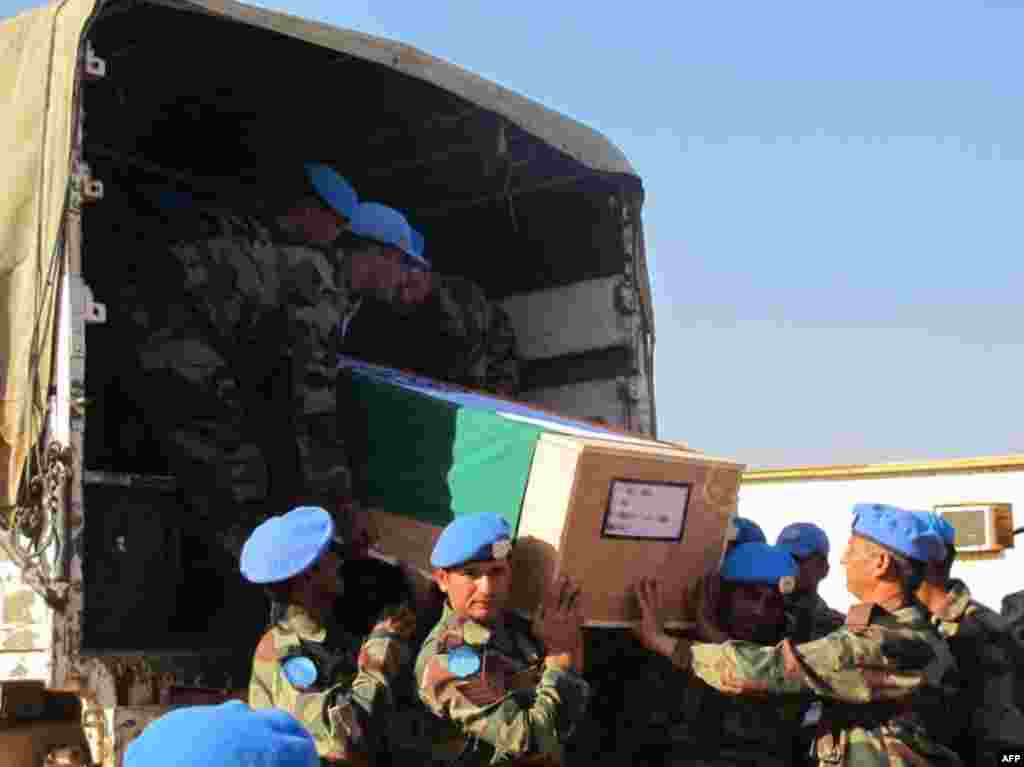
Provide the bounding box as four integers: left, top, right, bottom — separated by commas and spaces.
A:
416, 512, 591, 766
241, 506, 417, 764
911, 511, 1024, 764
626, 542, 805, 767
776, 523, 845, 643
342, 228, 521, 396
118, 167, 412, 553
633, 503, 964, 767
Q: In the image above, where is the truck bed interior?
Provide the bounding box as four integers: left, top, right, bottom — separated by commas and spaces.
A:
77, 0, 643, 675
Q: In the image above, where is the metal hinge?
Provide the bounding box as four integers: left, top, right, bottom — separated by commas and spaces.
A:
84, 41, 107, 80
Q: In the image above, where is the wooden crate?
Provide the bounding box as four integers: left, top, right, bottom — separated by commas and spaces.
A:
369, 432, 742, 627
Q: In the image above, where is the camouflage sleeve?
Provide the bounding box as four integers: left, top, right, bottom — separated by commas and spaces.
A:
433, 274, 490, 387
484, 303, 521, 396
417, 642, 590, 760
681, 626, 936, 704
247, 634, 275, 710
347, 625, 414, 721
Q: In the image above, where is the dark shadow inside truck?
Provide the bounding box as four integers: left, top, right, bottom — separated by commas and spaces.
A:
77, 0, 643, 681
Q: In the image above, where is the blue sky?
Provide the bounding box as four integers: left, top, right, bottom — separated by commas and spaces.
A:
5, 0, 1022, 467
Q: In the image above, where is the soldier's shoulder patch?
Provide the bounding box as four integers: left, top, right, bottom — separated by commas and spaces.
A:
845, 603, 876, 633
446, 645, 481, 678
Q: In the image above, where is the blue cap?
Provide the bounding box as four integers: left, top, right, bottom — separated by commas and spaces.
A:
240, 506, 334, 584
430, 512, 513, 569
851, 503, 947, 564
351, 202, 418, 262
409, 228, 431, 270
124, 701, 318, 767
777, 522, 830, 559
910, 510, 957, 552
304, 163, 358, 222
730, 516, 767, 546
721, 542, 798, 593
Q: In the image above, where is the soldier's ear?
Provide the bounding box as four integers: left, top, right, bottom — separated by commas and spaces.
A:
433, 569, 450, 594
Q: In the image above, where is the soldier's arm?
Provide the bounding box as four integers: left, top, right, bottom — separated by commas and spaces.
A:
347, 619, 415, 719
417, 643, 590, 761
484, 303, 521, 396
674, 627, 936, 704
248, 635, 276, 710
432, 275, 489, 387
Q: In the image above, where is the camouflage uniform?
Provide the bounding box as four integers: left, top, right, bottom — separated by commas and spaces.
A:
784, 591, 846, 644
621, 634, 804, 767
119, 210, 357, 547
930, 579, 1024, 764
249, 603, 412, 763
670, 603, 963, 766
415, 604, 590, 766
341, 273, 520, 396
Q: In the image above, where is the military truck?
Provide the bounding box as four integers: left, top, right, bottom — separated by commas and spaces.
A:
2, 0, 658, 762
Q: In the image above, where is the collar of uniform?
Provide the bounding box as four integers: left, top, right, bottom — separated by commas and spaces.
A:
280, 604, 328, 642
889, 602, 932, 629
933, 579, 972, 623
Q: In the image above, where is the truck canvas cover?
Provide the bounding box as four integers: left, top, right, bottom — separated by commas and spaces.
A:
0, 0, 648, 508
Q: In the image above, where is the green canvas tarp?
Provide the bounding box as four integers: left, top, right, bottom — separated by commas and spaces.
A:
340, 357, 659, 533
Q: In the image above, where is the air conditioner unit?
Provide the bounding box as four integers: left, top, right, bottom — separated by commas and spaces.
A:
934, 503, 1014, 553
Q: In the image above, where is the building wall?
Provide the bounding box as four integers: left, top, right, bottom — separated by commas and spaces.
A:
738, 464, 1024, 614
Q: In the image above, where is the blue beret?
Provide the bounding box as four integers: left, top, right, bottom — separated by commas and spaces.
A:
304, 162, 358, 222
124, 701, 318, 767
409, 228, 431, 270
777, 522, 830, 559
240, 506, 334, 584
430, 512, 513, 569
730, 516, 767, 546
851, 503, 947, 564
910, 511, 957, 551
351, 202, 416, 260
721, 542, 798, 593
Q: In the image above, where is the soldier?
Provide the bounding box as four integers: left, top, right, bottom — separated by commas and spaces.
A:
342, 227, 521, 396
911, 511, 1024, 764
118, 166, 412, 555
415, 512, 591, 766
633, 503, 964, 767
241, 506, 417, 764
125, 700, 319, 767
776, 522, 845, 643
627, 542, 805, 766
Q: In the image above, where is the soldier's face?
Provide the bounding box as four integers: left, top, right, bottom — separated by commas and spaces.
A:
399, 268, 433, 306
796, 553, 829, 593
435, 559, 512, 624
309, 549, 345, 599
840, 535, 880, 599
349, 244, 405, 302
720, 583, 786, 644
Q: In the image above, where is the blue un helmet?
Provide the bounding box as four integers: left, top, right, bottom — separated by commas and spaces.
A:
240, 506, 335, 584
304, 163, 358, 223
910, 510, 957, 564
721, 542, 798, 595
776, 522, 830, 560
409, 227, 431, 270
728, 516, 767, 547
350, 202, 420, 263
851, 503, 947, 564
124, 701, 318, 767
430, 512, 513, 569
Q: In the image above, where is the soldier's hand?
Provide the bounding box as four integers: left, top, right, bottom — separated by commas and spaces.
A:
371, 604, 417, 641
533, 576, 584, 671
632, 577, 678, 658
